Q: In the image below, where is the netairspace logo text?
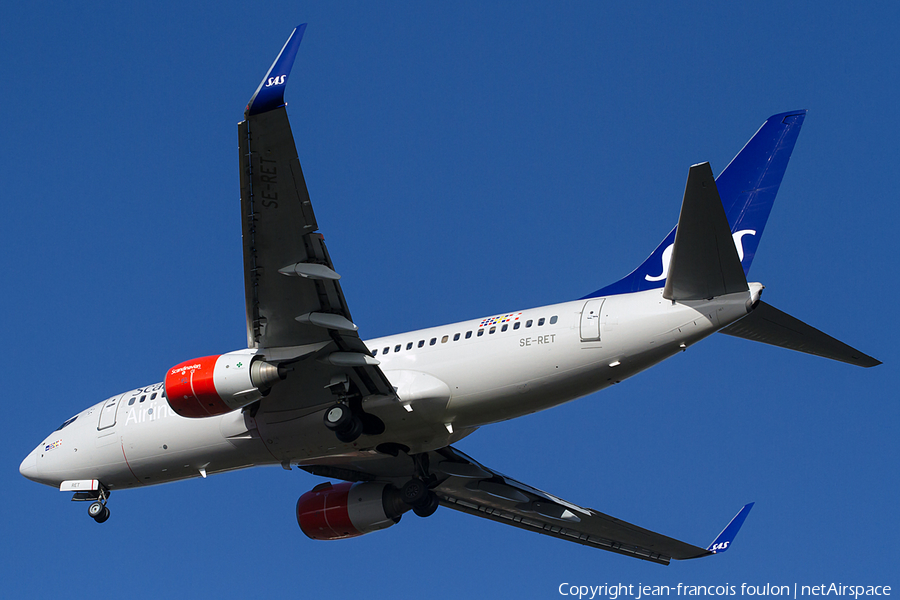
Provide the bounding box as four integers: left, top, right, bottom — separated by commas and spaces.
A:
558, 583, 892, 600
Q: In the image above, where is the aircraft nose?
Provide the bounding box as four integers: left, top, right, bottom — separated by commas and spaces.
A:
19, 447, 39, 482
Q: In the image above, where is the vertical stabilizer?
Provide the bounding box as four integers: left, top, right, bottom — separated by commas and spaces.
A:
584, 111, 806, 299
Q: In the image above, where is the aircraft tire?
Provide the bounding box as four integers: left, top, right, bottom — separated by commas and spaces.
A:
412, 492, 440, 518
401, 478, 429, 506
93, 506, 110, 523
324, 404, 353, 431
334, 416, 363, 443
88, 501, 104, 519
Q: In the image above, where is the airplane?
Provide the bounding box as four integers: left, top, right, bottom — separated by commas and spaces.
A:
19, 24, 880, 566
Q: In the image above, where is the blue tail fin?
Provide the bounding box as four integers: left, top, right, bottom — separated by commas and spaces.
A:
584, 111, 806, 299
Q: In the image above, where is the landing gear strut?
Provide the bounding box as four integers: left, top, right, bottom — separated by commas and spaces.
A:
78, 486, 111, 523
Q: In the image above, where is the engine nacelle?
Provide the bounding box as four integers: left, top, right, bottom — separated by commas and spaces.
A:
296, 481, 408, 540
165, 349, 283, 418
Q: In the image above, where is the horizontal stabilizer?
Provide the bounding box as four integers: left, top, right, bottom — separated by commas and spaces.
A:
663, 163, 749, 301
720, 301, 881, 367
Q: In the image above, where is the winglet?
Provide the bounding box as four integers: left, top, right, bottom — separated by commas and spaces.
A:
706, 502, 754, 554
245, 24, 307, 117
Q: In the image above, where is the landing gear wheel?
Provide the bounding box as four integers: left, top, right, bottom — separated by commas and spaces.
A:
88, 501, 110, 523
401, 478, 429, 506
324, 404, 352, 431
88, 501, 104, 518
94, 506, 110, 523
335, 417, 363, 443
324, 403, 363, 443
412, 491, 440, 518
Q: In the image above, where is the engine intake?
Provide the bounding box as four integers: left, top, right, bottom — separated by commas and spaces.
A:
296, 481, 408, 540
165, 349, 284, 418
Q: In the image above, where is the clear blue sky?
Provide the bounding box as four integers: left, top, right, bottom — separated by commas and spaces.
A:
2, 2, 897, 598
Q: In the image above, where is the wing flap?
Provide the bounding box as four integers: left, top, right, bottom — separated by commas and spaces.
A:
439, 494, 702, 565
432, 448, 714, 565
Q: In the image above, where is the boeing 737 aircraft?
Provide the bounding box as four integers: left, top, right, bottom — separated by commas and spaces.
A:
19, 25, 879, 565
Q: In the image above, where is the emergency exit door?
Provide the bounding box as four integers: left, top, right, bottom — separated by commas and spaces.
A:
580, 299, 605, 341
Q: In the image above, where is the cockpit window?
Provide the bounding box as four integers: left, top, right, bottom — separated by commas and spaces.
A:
54, 416, 78, 431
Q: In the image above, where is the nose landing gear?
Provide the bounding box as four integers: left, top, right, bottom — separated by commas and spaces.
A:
70, 483, 111, 523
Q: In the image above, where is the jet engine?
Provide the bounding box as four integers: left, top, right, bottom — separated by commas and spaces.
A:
165, 349, 284, 418
296, 481, 409, 540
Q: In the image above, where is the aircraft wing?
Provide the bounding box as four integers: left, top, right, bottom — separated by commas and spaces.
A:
432, 447, 750, 565
302, 446, 752, 565
239, 25, 394, 407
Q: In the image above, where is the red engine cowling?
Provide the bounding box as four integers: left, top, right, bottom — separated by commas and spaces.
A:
165, 349, 283, 418
296, 481, 407, 540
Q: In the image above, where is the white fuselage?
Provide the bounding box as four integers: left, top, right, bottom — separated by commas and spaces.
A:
20, 285, 761, 491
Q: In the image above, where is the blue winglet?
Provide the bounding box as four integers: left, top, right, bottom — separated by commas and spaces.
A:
706, 502, 754, 554
245, 24, 307, 117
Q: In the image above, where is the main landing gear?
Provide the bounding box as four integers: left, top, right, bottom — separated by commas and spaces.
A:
323, 403, 363, 443
401, 478, 439, 518
401, 452, 439, 518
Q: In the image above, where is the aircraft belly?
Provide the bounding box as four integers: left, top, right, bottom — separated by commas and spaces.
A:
118, 402, 272, 486
255, 402, 465, 460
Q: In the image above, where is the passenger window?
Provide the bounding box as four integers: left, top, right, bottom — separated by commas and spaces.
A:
514, 322, 520, 330
489, 326, 496, 334
538, 318, 545, 326
526, 320, 533, 328
139, 395, 147, 403
373, 349, 379, 356
128, 397, 135, 406
453, 333, 460, 341
407, 342, 413, 350
394, 345, 401, 353
550, 315, 558, 324
465, 331, 472, 339
430, 338, 436, 346
418, 340, 425, 348
501, 324, 508, 332
441, 335, 448, 343
162, 391, 166, 399
383, 347, 390, 354
151, 392, 158, 400
477, 329, 484, 337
